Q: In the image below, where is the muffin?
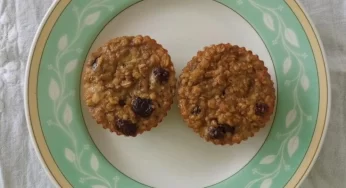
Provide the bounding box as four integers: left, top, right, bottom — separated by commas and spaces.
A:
178, 44, 276, 145
83, 36, 176, 137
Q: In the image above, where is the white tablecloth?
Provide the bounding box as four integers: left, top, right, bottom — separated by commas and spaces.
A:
0, 0, 344, 187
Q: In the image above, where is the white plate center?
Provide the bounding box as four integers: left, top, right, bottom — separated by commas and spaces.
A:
82, 0, 276, 187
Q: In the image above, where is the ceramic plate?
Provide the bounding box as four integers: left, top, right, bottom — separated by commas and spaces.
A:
25, 0, 330, 187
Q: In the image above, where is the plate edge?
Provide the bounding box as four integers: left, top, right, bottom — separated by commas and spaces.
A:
285, 0, 331, 187
24, 0, 71, 187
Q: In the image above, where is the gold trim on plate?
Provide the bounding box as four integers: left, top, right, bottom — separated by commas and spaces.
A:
285, 0, 328, 187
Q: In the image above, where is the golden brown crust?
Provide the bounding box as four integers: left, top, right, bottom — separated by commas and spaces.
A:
178, 43, 276, 145
83, 36, 176, 136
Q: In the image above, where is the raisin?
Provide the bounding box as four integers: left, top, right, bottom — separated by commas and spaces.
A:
209, 126, 225, 139
255, 103, 269, 116
153, 67, 170, 83
116, 119, 137, 136
191, 106, 201, 115
209, 124, 236, 139
132, 97, 154, 117
119, 99, 126, 107
219, 124, 236, 134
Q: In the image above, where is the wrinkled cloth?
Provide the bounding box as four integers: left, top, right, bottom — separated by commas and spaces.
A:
0, 0, 344, 187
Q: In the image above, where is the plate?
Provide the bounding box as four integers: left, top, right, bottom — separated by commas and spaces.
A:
25, 0, 330, 187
